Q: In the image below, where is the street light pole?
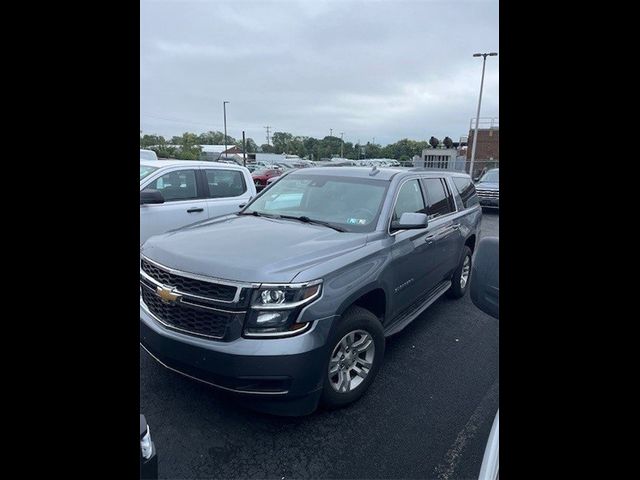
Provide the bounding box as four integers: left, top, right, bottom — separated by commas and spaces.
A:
469, 52, 497, 180
223, 101, 229, 159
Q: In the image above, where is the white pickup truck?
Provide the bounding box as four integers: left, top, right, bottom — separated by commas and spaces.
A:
140, 160, 256, 244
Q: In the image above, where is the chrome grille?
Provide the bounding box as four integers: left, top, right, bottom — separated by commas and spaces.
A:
476, 189, 499, 198
141, 259, 237, 302
140, 284, 241, 339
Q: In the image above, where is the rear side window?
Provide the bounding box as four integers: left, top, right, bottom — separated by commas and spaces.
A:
452, 177, 479, 209
423, 178, 454, 219
393, 179, 427, 222
143, 169, 198, 202
205, 169, 247, 198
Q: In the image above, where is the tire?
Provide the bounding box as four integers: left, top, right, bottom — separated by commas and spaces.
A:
320, 305, 385, 410
447, 246, 473, 299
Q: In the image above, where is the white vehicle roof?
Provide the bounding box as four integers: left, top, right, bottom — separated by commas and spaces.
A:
140, 159, 248, 171
140, 149, 158, 161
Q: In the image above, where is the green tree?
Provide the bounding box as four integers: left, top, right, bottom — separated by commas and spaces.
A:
260, 144, 276, 153
243, 138, 258, 153
140, 134, 167, 148
197, 131, 227, 145
172, 132, 203, 160
271, 132, 294, 153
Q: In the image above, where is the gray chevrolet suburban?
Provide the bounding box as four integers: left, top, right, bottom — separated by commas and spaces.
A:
140, 167, 481, 415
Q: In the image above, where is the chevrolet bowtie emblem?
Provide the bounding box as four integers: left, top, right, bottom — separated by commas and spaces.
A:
156, 285, 181, 303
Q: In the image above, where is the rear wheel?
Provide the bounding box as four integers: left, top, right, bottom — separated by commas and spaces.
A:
447, 246, 473, 298
321, 306, 385, 409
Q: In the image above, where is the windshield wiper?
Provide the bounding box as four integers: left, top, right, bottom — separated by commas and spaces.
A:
278, 215, 347, 232
238, 210, 281, 219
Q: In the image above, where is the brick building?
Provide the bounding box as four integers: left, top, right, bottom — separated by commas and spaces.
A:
466, 118, 499, 178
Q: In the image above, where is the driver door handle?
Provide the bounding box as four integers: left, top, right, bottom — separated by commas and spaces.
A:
187, 208, 204, 213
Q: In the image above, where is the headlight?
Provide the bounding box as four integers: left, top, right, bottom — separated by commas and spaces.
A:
140, 426, 153, 460
244, 280, 322, 337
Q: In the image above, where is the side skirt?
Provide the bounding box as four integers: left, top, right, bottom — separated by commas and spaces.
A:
384, 281, 451, 337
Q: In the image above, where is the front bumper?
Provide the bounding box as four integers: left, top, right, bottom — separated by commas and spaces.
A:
140, 303, 335, 415
478, 196, 499, 207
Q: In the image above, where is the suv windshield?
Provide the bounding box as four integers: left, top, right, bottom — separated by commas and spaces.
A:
479, 170, 499, 183
244, 173, 389, 233
140, 165, 158, 181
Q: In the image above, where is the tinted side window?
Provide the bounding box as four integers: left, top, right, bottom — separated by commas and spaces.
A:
452, 177, 479, 208
393, 179, 427, 222
423, 178, 454, 219
205, 169, 247, 198
144, 169, 198, 202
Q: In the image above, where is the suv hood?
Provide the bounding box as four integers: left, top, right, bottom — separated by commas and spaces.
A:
141, 214, 368, 283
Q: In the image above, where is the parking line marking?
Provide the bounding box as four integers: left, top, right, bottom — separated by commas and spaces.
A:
434, 380, 499, 480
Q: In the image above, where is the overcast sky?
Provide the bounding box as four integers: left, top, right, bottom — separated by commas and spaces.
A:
140, 0, 498, 146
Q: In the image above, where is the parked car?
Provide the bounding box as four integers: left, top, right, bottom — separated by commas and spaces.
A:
279, 159, 314, 169
140, 160, 256, 244
140, 149, 158, 161
469, 236, 499, 480
313, 160, 353, 167
267, 172, 287, 186
474, 168, 499, 209
139, 167, 481, 415
252, 168, 282, 191
140, 414, 158, 479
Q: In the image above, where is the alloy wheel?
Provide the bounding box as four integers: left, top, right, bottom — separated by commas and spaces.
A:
328, 330, 375, 393
460, 255, 471, 289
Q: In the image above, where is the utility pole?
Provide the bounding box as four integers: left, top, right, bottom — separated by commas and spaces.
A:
340, 132, 344, 158
329, 128, 333, 138
264, 126, 271, 146
223, 101, 229, 159
469, 52, 497, 180
242, 131, 246, 167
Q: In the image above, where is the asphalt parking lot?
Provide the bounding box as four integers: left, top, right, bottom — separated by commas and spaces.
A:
140, 210, 499, 480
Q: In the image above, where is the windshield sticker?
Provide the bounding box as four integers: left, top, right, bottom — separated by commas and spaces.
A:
347, 218, 367, 225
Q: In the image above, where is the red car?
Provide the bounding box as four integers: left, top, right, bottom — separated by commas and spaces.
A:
252, 169, 282, 191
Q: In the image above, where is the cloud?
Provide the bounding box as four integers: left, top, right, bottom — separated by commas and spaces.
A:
140, 0, 498, 145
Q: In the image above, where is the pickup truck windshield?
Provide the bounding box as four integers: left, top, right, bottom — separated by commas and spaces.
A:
479, 170, 499, 183
244, 173, 389, 233
140, 165, 158, 181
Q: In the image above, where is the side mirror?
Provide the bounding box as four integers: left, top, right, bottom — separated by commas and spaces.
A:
391, 212, 428, 230
140, 189, 165, 205
470, 237, 499, 319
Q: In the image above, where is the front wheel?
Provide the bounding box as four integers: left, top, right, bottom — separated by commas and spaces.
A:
321, 306, 385, 409
447, 246, 473, 298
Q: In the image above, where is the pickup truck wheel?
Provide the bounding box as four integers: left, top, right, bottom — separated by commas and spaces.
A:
447, 246, 473, 299
321, 306, 385, 410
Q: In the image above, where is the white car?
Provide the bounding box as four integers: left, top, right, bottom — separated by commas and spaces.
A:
140, 160, 256, 244
140, 149, 158, 161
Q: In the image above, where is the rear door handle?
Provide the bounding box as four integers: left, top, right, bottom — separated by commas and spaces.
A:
187, 208, 204, 213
